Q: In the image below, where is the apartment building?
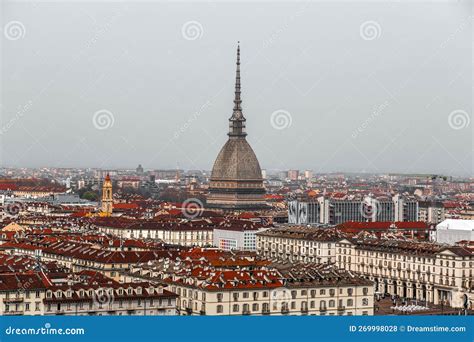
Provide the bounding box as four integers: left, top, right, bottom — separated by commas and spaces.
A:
43, 282, 177, 316
0, 273, 45, 315
418, 201, 445, 224
335, 237, 474, 308
213, 223, 267, 251
124, 248, 374, 316
256, 226, 346, 263
0, 266, 177, 316
92, 219, 213, 246
0, 240, 177, 281
256, 225, 474, 309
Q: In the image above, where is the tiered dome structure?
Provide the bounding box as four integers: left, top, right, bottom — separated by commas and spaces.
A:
207, 44, 267, 211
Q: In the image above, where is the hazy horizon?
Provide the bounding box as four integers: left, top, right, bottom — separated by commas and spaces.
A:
1, 1, 473, 176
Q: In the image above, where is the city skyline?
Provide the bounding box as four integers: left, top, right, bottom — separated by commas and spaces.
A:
2, 1, 472, 176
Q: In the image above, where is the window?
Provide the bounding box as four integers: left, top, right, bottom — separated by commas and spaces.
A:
320, 289, 326, 295
320, 300, 327, 310
329, 300, 335, 308
310, 290, 316, 298
310, 301, 315, 308
252, 303, 259, 311
217, 293, 223, 302
232, 304, 239, 313
217, 305, 223, 313
362, 287, 369, 295
347, 299, 354, 306
362, 298, 369, 306
347, 288, 353, 296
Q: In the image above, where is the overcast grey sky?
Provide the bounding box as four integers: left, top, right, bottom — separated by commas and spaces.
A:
1, 1, 472, 176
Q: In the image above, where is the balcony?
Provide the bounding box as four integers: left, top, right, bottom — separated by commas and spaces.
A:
281, 307, 290, 315
261, 309, 270, 315
3, 297, 24, 303
301, 308, 309, 315
3, 310, 24, 316
337, 306, 345, 312
243, 310, 251, 315
199, 310, 206, 316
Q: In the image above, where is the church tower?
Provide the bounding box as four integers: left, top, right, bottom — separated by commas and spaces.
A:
207, 44, 266, 211
101, 174, 113, 216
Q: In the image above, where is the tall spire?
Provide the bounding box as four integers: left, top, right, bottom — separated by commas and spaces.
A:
233, 43, 242, 112
229, 42, 247, 138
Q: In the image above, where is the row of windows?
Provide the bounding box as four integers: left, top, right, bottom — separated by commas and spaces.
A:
218, 297, 371, 313
4, 302, 41, 312
5, 291, 41, 299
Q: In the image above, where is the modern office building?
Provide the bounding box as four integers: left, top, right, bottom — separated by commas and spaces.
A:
288, 195, 418, 225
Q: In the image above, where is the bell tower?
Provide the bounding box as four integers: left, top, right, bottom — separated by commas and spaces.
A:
101, 174, 113, 216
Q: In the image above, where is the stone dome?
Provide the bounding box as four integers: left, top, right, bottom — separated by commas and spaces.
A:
210, 138, 263, 181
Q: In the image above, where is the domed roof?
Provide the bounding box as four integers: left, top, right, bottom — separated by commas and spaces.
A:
211, 138, 262, 181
